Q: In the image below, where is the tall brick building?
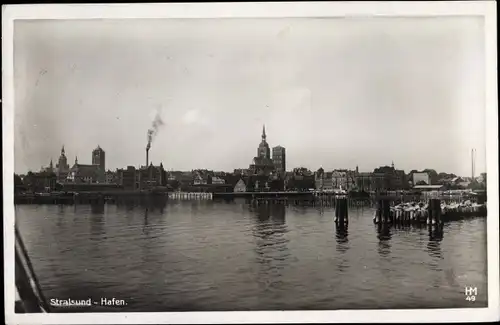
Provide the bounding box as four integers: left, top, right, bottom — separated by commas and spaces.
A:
272, 145, 286, 177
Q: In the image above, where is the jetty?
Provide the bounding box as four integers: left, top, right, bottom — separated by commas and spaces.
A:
372, 198, 487, 225
168, 192, 213, 200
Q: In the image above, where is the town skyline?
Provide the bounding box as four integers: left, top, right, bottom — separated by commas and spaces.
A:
14, 18, 486, 176
23, 131, 483, 179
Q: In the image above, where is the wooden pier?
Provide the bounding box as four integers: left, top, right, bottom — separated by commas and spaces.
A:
168, 192, 213, 200
373, 198, 487, 225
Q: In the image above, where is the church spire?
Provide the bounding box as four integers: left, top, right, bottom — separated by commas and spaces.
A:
75, 156, 78, 165
61, 145, 65, 155
262, 124, 266, 141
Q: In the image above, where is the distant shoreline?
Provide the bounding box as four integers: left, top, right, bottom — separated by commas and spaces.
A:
13, 189, 484, 205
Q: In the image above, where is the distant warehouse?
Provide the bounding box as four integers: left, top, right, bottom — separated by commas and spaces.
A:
412, 185, 444, 192
412, 172, 430, 185
412, 184, 445, 199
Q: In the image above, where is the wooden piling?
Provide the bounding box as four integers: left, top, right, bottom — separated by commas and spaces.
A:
426, 199, 442, 225
373, 200, 381, 224
335, 197, 348, 225
379, 199, 391, 223
434, 199, 442, 224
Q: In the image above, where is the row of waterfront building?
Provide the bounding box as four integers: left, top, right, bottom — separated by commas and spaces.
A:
19, 162, 483, 195
21, 125, 485, 194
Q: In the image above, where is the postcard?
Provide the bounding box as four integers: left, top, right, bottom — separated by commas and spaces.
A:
3, 2, 498, 324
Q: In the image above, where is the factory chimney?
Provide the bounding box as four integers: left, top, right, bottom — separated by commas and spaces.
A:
145, 108, 163, 168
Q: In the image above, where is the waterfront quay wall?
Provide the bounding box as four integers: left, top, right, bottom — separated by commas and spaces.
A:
213, 191, 421, 201
14, 190, 168, 205
213, 191, 392, 207
15, 189, 485, 207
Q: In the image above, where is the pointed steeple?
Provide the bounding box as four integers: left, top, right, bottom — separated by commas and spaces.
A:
49, 159, 53, 169
75, 156, 78, 165
262, 124, 266, 141
61, 145, 65, 155
391, 161, 395, 169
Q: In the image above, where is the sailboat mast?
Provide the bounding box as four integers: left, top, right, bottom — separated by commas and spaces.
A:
471, 148, 476, 181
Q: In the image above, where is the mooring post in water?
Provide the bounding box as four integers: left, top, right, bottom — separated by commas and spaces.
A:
428, 221, 444, 241
433, 199, 442, 225
380, 199, 390, 223
341, 197, 348, 225
373, 200, 381, 223
427, 199, 441, 225
476, 193, 486, 205
334, 197, 348, 225
334, 198, 339, 222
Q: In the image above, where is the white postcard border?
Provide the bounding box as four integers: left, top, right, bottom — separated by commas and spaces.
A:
2, 1, 498, 324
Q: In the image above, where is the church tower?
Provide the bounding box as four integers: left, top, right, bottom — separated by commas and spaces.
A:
257, 124, 271, 159
250, 124, 275, 176
92, 145, 106, 170
56, 145, 70, 181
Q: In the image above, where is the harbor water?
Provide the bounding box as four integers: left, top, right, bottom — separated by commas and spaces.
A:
15, 199, 488, 312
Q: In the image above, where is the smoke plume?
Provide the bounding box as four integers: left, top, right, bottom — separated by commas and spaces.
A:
146, 110, 164, 150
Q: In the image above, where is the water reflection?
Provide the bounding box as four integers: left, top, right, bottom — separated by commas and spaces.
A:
252, 202, 271, 223
250, 202, 290, 291
57, 204, 66, 214
125, 199, 136, 211
90, 201, 105, 214
428, 224, 444, 242
427, 224, 444, 260
143, 208, 150, 235
90, 203, 105, 237
115, 196, 167, 214
15, 202, 488, 311
335, 224, 350, 272
270, 203, 286, 224
376, 224, 392, 258
376, 223, 392, 241
56, 205, 66, 228
335, 224, 349, 245
146, 197, 167, 214
375, 223, 446, 260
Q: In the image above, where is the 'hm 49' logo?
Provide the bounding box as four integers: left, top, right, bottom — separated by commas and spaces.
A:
465, 286, 477, 302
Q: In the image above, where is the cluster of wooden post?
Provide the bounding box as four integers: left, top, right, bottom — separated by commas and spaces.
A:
334, 197, 349, 226
373, 199, 444, 225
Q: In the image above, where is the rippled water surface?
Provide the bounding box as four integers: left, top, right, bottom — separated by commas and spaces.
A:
16, 199, 488, 311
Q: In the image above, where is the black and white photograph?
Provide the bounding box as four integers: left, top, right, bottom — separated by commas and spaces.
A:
3, 2, 499, 324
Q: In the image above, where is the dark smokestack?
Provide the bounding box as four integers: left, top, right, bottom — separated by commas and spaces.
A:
145, 108, 163, 167
146, 110, 164, 152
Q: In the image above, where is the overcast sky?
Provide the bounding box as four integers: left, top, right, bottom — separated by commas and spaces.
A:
14, 17, 486, 176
